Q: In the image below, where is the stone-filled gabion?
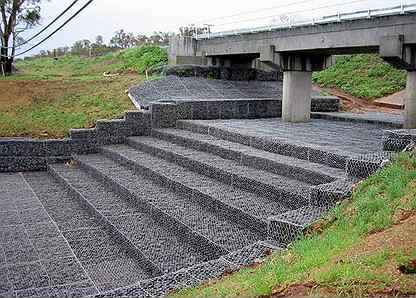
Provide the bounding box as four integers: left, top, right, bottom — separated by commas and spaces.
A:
346, 152, 393, 179
0, 139, 71, 172
129, 76, 341, 114
0, 110, 152, 173
163, 64, 280, 82
383, 129, 416, 151
0, 90, 404, 297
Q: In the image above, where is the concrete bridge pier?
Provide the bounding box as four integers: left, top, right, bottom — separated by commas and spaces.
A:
405, 71, 416, 129
280, 54, 331, 123
282, 71, 312, 122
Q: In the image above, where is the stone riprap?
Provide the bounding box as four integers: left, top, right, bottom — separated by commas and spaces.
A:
0, 97, 408, 297
128, 76, 340, 114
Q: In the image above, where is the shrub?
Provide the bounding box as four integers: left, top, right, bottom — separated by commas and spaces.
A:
118, 45, 168, 74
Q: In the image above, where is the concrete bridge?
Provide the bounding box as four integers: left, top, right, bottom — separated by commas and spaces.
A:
169, 9, 416, 128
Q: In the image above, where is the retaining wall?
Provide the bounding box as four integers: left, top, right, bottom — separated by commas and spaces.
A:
164, 65, 283, 81
0, 111, 151, 172
1, 101, 408, 173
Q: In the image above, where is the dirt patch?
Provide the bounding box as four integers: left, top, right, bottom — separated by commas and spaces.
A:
268, 282, 316, 297
0, 80, 91, 108
313, 85, 402, 115
374, 90, 406, 110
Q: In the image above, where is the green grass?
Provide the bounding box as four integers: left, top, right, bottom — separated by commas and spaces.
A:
313, 54, 407, 100
9, 53, 124, 81
175, 153, 416, 297
117, 45, 168, 74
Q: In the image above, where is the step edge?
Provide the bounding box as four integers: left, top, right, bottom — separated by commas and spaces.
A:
176, 120, 349, 170
72, 154, 230, 259
152, 128, 345, 183
97, 240, 282, 298
127, 137, 310, 209
47, 163, 163, 277
101, 145, 269, 236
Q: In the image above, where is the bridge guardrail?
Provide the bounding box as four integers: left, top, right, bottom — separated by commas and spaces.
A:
193, 2, 416, 40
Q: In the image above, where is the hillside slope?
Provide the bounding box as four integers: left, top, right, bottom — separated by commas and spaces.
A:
174, 152, 416, 297
0, 46, 167, 138
313, 54, 407, 100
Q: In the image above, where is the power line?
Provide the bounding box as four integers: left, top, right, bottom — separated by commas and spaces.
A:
1, 0, 80, 50
12, 0, 95, 58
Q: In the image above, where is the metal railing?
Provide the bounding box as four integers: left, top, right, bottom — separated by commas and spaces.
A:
193, 2, 416, 40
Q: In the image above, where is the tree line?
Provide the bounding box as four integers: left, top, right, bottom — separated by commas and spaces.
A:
34, 29, 174, 59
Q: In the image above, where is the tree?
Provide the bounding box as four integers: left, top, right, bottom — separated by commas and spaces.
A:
152, 31, 174, 46
0, 0, 44, 74
95, 35, 103, 46
71, 39, 91, 56
110, 29, 139, 49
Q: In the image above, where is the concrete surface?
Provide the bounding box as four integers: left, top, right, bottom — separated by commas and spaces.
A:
282, 71, 312, 122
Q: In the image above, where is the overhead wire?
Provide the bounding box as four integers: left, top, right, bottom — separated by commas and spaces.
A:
1, 0, 94, 58
11, 0, 95, 58
1, 0, 81, 50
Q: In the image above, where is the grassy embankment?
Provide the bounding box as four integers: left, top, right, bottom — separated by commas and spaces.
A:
175, 152, 416, 297
0, 45, 167, 138
313, 54, 407, 100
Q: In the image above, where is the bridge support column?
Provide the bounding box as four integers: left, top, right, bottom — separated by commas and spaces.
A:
280, 54, 331, 123
282, 71, 312, 122
405, 71, 416, 129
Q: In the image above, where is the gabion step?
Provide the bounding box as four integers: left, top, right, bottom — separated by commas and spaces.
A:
268, 206, 329, 247
177, 120, 349, 169
49, 163, 196, 276
102, 241, 280, 298
127, 136, 312, 209
73, 154, 263, 253
64, 157, 226, 274
101, 144, 290, 234
153, 128, 345, 185
22, 172, 154, 293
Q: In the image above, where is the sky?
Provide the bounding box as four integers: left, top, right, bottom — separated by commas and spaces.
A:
16, 0, 411, 56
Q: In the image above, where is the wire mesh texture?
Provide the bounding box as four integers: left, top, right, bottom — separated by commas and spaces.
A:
1, 112, 404, 297
1, 72, 409, 297
129, 75, 327, 108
